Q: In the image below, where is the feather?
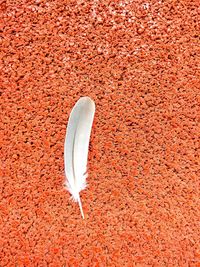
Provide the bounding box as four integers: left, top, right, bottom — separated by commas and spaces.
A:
64, 97, 95, 219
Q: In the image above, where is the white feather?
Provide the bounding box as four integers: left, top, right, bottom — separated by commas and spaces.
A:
64, 97, 95, 218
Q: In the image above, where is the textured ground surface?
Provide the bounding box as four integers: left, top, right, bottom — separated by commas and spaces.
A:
1, 0, 200, 266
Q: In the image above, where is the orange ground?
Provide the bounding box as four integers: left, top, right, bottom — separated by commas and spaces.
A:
1, 0, 200, 266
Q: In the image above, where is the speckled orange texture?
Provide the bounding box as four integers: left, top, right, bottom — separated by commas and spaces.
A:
1, 0, 200, 266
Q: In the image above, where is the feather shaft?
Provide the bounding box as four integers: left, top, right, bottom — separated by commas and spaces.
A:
77, 195, 84, 219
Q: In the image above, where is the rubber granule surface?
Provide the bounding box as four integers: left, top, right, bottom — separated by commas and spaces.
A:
0, 0, 200, 266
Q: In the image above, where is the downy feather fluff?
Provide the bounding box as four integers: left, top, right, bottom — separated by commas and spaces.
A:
64, 97, 95, 218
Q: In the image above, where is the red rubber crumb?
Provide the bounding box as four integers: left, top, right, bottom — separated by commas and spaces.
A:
1, 0, 200, 266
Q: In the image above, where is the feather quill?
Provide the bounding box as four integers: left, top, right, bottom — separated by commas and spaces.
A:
64, 97, 95, 219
